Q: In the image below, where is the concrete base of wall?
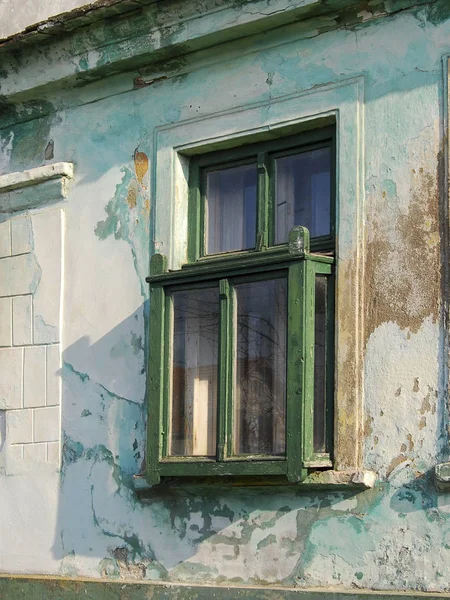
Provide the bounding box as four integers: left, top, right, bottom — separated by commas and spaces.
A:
1, 576, 450, 600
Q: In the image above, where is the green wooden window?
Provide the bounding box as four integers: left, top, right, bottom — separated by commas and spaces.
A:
147, 128, 335, 484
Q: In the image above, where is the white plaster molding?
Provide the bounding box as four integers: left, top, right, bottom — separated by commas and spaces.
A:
0, 162, 74, 213
0, 162, 73, 193
153, 76, 365, 470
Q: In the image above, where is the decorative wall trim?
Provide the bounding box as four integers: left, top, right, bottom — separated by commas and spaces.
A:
153, 77, 365, 471
0, 162, 74, 213
0, 163, 69, 470
0, 162, 73, 193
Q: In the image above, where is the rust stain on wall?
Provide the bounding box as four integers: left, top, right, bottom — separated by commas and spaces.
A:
127, 180, 138, 209
134, 149, 149, 185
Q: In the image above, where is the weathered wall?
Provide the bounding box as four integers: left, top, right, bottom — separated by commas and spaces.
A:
0, 0, 450, 593
0, 0, 107, 39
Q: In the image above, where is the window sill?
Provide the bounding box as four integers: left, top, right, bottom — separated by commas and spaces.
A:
132, 469, 376, 494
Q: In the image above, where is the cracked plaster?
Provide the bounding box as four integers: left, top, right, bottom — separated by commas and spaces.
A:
0, 0, 449, 594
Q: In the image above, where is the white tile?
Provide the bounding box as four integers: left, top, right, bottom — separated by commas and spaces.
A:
23, 442, 46, 462
34, 406, 59, 443
0, 253, 40, 298
0, 347, 22, 409
0, 297, 12, 347
7, 409, 33, 444
11, 216, 33, 255
32, 209, 61, 344
9, 444, 24, 460
23, 346, 45, 408
46, 344, 60, 406
12, 295, 32, 346
47, 442, 60, 465
0, 221, 11, 258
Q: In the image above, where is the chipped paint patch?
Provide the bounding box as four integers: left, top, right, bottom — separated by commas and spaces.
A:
134, 149, 149, 186
365, 161, 441, 338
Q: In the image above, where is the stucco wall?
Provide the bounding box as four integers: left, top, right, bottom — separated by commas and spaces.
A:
0, 0, 449, 592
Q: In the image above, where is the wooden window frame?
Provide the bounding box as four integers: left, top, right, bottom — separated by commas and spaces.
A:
187, 127, 335, 261
146, 128, 335, 485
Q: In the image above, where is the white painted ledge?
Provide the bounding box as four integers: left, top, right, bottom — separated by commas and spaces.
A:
0, 162, 73, 193
0, 162, 74, 213
133, 469, 377, 492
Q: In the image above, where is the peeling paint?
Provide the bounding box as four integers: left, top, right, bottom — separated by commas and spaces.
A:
133, 149, 149, 186
1, 0, 450, 594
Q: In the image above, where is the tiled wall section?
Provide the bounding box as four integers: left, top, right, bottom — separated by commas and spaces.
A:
0, 209, 61, 465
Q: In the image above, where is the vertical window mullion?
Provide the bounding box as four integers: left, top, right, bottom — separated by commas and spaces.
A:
326, 268, 335, 455
256, 151, 269, 250
161, 293, 172, 459
309, 259, 334, 463
147, 254, 169, 484
146, 290, 165, 485
187, 162, 201, 262
330, 131, 337, 243
302, 258, 316, 464
218, 278, 231, 461
286, 259, 312, 483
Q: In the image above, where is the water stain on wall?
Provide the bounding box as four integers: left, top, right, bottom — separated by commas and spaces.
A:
365, 160, 441, 338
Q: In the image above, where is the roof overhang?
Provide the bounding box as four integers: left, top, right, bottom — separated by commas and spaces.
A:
0, 0, 428, 127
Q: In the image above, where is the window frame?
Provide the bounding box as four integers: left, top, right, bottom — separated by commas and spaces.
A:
187, 126, 335, 262
147, 128, 335, 485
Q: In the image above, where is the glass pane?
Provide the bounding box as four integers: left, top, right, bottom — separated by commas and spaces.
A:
206, 163, 257, 254
170, 288, 219, 457
234, 278, 287, 455
275, 147, 331, 243
314, 276, 327, 453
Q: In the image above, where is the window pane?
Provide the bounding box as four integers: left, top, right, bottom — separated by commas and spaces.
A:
314, 275, 328, 453
206, 163, 257, 254
275, 147, 331, 243
170, 288, 219, 457
233, 278, 287, 456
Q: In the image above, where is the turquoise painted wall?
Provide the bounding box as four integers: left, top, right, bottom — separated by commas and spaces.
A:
0, 0, 450, 592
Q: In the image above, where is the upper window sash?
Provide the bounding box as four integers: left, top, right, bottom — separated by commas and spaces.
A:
187, 127, 335, 263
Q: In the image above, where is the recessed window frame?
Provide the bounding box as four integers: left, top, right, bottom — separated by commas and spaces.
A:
147, 127, 336, 485
188, 126, 335, 262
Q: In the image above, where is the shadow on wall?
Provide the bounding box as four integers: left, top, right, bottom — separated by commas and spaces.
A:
51, 301, 378, 583
53, 304, 147, 566
48, 302, 445, 586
